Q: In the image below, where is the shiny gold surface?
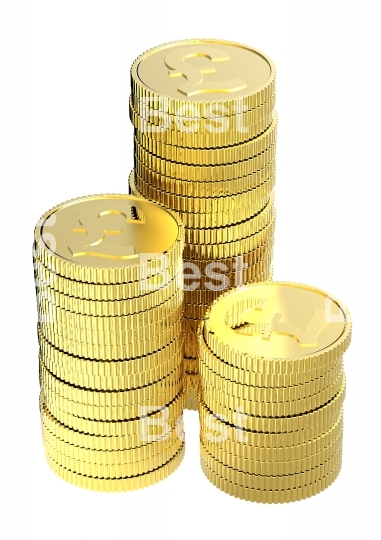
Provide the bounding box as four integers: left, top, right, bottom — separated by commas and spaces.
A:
34, 194, 183, 283
204, 282, 351, 360
197, 282, 351, 503
130, 40, 276, 410
34, 193, 185, 490
131, 39, 275, 115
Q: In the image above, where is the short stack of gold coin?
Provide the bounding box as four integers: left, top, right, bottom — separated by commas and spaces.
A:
198, 282, 351, 503
33, 194, 186, 491
129, 39, 277, 409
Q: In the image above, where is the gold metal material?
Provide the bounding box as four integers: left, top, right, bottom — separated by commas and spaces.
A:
39, 321, 183, 360
134, 171, 275, 215
46, 443, 185, 492
39, 332, 183, 391
184, 372, 199, 411
130, 170, 271, 229
42, 384, 182, 422
129, 104, 273, 147
200, 406, 344, 460
37, 289, 183, 326
40, 390, 185, 444
201, 432, 342, 475
201, 443, 342, 491
40, 358, 182, 407
184, 225, 275, 260
201, 370, 344, 416
135, 144, 276, 181
44, 434, 183, 477
36, 280, 183, 317
34, 194, 183, 284
200, 456, 342, 504
199, 330, 343, 387
135, 158, 276, 196
203, 282, 352, 373
130, 39, 275, 116
184, 357, 198, 375
201, 378, 346, 433
43, 422, 184, 464
34, 254, 182, 301
200, 396, 344, 447
131, 97, 276, 140
135, 114, 277, 165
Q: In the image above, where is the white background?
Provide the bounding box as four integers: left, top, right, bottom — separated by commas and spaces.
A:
0, 1, 379, 538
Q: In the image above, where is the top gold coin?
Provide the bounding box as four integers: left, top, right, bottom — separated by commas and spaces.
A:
203, 282, 351, 372
131, 39, 275, 117
34, 195, 183, 284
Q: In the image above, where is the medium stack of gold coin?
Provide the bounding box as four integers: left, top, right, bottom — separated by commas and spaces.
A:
33, 194, 186, 492
129, 39, 276, 409
198, 282, 351, 503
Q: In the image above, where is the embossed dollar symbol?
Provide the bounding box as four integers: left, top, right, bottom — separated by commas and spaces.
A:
69, 203, 144, 260
164, 46, 247, 97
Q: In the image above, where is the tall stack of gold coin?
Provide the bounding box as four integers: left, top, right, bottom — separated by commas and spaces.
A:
198, 282, 351, 503
129, 39, 276, 409
33, 194, 186, 491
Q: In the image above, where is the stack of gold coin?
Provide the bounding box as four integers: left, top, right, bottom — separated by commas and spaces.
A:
129, 39, 276, 409
198, 282, 351, 503
33, 194, 186, 492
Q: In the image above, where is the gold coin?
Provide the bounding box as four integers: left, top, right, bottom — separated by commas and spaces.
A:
43, 421, 184, 465
135, 143, 276, 181
37, 289, 182, 326
40, 390, 185, 445
199, 396, 344, 448
130, 170, 271, 229
131, 92, 275, 127
40, 336, 183, 392
44, 434, 183, 478
34, 194, 183, 284
200, 406, 344, 461
39, 320, 182, 360
40, 311, 182, 345
199, 332, 343, 387
134, 170, 275, 214
200, 455, 342, 504
135, 113, 277, 165
33, 253, 181, 301
131, 39, 275, 116
38, 326, 182, 387
184, 241, 274, 273
130, 104, 273, 147
200, 378, 346, 433
183, 259, 272, 304
181, 258, 273, 298
201, 370, 344, 416
40, 359, 182, 407
135, 158, 276, 196
45, 443, 185, 492
43, 382, 182, 422
203, 282, 352, 373
36, 284, 183, 317
201, 432, 342, 476
131, 98, 275, 140
201, 443, 342, 491
184, 224, 275, 260
199, 356, 344, 402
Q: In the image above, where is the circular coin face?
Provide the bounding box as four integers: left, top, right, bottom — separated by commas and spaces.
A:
35, 195, 181, 269
205, 283, 351, 359
132, 39, 275, 112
